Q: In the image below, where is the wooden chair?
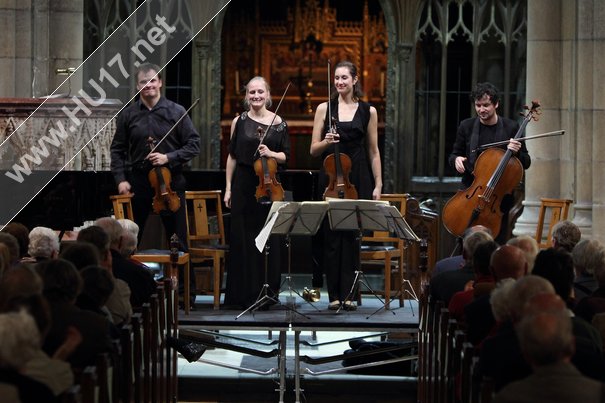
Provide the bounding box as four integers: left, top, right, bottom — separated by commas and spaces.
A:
185, 190, 229, 310
358, 193, 408, 309
534, 198, 572, 248
108, 194, 193, 314
110, 193, 134, 220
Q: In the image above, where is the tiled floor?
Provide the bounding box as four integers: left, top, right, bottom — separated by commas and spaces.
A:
176, 278, 419, 403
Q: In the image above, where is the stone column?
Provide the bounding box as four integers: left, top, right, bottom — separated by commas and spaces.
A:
48, 0, 83, 96
515, 0, 568, 236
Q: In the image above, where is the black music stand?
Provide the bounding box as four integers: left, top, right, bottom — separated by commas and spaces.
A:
270, 201, 328, 311
326, 199, 391, 313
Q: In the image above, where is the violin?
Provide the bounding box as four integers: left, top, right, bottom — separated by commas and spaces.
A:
442, 100, 541, 237
146, 137, 181, 214
322, 116, 357, 199
254, 126, 285, 202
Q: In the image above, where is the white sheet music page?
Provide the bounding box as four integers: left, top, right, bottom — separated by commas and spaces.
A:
255, 202, 289, 252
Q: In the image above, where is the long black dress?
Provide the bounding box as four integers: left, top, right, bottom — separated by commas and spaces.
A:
316, 100, 374, 303
224, 112, 290, 308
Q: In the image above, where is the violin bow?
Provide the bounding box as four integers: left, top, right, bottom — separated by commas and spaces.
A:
254, 81, 291, 156
472, 129, 565, 152
146, 97, 200, 157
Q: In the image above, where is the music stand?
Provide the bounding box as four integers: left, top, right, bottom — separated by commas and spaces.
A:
270, 201, 328, 311
326, 199, 392, 313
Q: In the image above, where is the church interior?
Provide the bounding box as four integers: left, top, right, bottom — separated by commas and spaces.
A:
0, 0, 603, 402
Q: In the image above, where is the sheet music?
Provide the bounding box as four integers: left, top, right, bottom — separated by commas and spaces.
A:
255, 206, 283, 252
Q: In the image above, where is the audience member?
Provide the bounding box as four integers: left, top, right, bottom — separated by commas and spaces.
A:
95, 217, 156, 308
493, 301, 604, 402
430, 230, 493, 304
478, 275, 556, 391
0, 232, 20, 267
464, 244, 528, 345
76, 265, 115, 321
572, 239, 603, 303
60, 241, 101, 270
507, 235, 539, 272
2, 222, 30, 260
0, 310, 57, 402
76, 226, 132, 325
0, 243, 10, 278
532, 247, 576, 306
432, 225, 492, 278
27, 227, 60, 263
3, 294, 79, 396
0, 264, 43, 310
574, 240, 605, 323
36, 259, 115, 370
448, 239, 498, 322
551, 220, 581, 252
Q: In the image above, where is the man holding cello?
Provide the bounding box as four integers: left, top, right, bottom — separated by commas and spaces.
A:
446, 82, 531, 242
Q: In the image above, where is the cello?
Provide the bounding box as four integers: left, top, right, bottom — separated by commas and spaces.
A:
442, 100, 541, 238
253, 83, 290, 202
322, 60, 358, 200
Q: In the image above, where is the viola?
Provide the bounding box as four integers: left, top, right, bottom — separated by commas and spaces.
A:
146, 137, 181, 214
254, 127, 285, 202
442, 101, 541, 238
322, 117, 357, 199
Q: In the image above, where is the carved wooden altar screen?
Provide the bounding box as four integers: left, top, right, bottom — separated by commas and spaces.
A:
220, 0, 387, 169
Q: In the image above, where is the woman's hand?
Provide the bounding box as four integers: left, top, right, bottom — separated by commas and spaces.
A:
224, 189, 232, 209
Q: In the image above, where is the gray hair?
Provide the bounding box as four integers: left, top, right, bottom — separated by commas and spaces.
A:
0, 309, 40, 369
552, 220, 581, 252
28, 227, 60, 259
95, 217, 124, 246
572, 239, 605, 281
463, 230, 494, 265
508, 275, 555, 320
490, 278, 517, 322
507, 235, 539, 272
117, 219, 139, 239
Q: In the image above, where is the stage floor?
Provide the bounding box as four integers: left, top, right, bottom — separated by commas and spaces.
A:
177, 294, 420, 402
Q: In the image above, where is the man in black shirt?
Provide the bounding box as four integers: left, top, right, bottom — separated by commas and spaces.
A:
448, 82, 531, 242
110, 62, 200, 250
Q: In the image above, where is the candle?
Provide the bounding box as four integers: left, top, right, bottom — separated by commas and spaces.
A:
235, 70, 240, 93
380, 72, 385, 97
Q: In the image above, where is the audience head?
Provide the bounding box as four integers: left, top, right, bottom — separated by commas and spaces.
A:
507, 235, 539, 272
490, 244, 528, 281
462, 230, 494, 265
572, 239, 605, 282
35, 259, 82, 303
2, 222, 29, 259
472, 240, 499, 276
60, 241, 101, 270
94, 217, 123, 248
115, 218, 139, 257
0, 232, 20, 266
515, 309, 574, 367
28, 226, 60, 260
76, 225, 112, 269
78, 265, 115, 308
490, 278, 517, 322
508, 274, 555, 321
532, 248, 575, 303
0, 310, 41, 369
551, 220, 581, 252
0, 264, 43, 311
3, 293, 52, 340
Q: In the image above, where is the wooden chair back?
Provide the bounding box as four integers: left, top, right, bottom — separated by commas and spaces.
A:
185, 190, 228, 309
109, 194, 134, 220
534, 198, 572, 248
